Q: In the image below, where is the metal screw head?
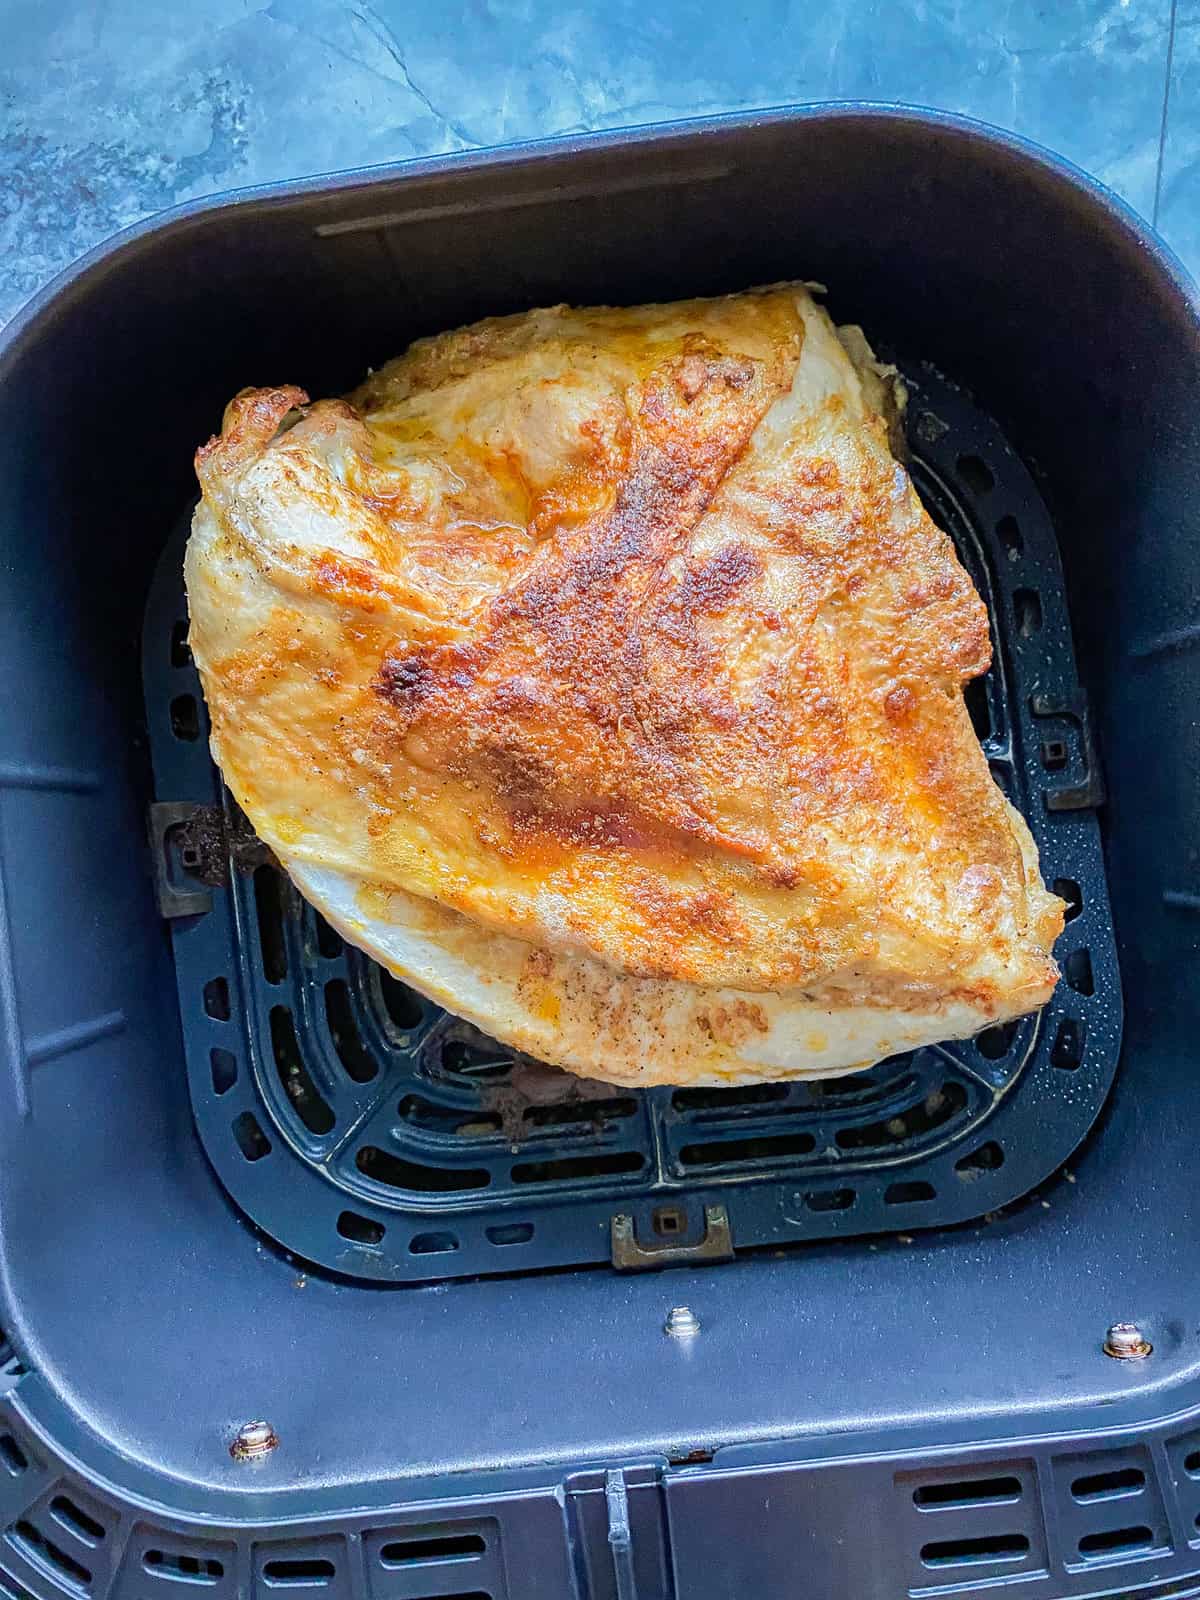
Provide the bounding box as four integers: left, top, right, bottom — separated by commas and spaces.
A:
1104, 1323, 1152, 1360
664, 1305, 700, 1338
229, 1420, 278, 1461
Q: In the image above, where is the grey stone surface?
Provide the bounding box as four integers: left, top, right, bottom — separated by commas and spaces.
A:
0, 0, 1190, 330
1158, 0, 1200, 280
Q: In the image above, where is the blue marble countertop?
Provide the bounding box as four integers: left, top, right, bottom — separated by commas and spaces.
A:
1, 0, 1195, 330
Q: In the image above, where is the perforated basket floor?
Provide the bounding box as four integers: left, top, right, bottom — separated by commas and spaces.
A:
143, 362, 1122, 1282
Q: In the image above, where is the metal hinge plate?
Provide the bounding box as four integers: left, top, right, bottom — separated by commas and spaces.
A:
610, 1204, 734, 1271
1031, 690, 1105, 811
147, 799, 273, 918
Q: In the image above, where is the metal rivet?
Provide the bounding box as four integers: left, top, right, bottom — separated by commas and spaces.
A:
1104, 1322, 1152, 1360
664, 1305, 700, 1338
229, 1420, 278, 1460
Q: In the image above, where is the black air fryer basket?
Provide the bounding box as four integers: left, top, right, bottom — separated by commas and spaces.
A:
0, 107, 1197, 1600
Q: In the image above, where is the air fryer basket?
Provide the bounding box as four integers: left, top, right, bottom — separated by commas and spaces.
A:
0, 108, 1198, 1600
144, 365, 1120, 1283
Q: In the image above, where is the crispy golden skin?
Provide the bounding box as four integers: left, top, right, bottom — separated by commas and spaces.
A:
186, 285, 1062, 1085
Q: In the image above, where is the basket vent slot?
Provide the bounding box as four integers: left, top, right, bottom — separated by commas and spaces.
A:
1077, 1525, 1154, 1559
10, 1521, 93, 1590
144, 1550, 225, 1583
672, 1084, 789, 1113
486, 1222, 533, 1246
997, 514, 1023, 559
210, 1048, 237, 1096
0, 1345, 24, 1381
976, 1020, 1018, 1060
399, 1097, 501, 1136
1051, 1018, 1085, 1070
884, 1180, 936, 1205
380, 1533, 485, 1564
356, 1147, 489, 1193
0, 1436, 27, 1476
956, 453, 994, 495
836, 1081, 967, 1150
170, 695, 200, 741
1015, 588, 1042, 637
254, 868, 288, 983
1071, 1466, 1144, 1501
262, 1560, 335, 1586
809, 1069, 919, 1109
679, 1131, 815, 1168
170, 619, 192, 667
409, 1231, 458, 1255
914, 1475, 1021, 1508
314, 916, 342, 960
403, 1594, 489, 1600
325, 981, 378, 1083
921, 1533, 1028, 1567
271, 1007, 334, 1136
804, 1188, 855, 1212
438, 1037, 508, 1078
524, 1097, 637, 1130
964, 675, 991, 742
989, 760, 1015, 798
50, 1498, 105, 1545
233, 1112, 271, 1162
955, 1141, 1004, 1176
202, 978, 230, 1021
379, 971, 424, 1030
1066, 948, 1095, 996
337, 1211, 384, 1246
512, 1151, 644, 1184
1054, 877, 1083, 922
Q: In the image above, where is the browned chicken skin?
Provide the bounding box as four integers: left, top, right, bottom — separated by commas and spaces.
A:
187, 284, 1062, 1086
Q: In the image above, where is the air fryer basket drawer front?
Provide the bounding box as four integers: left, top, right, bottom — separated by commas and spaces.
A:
0, 107, 1198, 1600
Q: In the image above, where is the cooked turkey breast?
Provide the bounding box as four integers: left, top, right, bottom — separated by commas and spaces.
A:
186, 283, 1062, 1086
